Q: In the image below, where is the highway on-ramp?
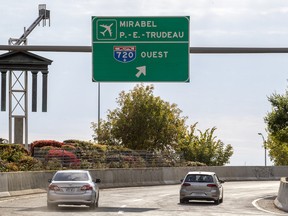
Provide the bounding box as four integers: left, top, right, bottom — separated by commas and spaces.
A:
0, 181, 287, 216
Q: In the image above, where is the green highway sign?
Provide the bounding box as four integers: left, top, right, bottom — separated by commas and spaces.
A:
92, 16, 190, 82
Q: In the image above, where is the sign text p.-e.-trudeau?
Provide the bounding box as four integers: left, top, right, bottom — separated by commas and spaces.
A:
92, 17, 190, 82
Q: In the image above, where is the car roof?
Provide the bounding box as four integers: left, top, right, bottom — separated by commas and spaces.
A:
55, 170, 89, 173
186, 171, 216, 175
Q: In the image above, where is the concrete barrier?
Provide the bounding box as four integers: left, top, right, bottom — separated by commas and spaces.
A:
0, 173, 9, 198
0, 166, 287, 198
274, 177, 288, 212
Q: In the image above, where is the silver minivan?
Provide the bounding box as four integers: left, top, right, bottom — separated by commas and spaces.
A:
179, 171, 224, 204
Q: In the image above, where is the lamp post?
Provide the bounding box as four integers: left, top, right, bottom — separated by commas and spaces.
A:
258, 133, 267, 166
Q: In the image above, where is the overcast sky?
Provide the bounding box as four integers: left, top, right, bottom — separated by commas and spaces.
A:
1, 0, 288, 165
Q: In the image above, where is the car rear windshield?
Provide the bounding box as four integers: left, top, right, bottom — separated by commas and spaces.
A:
53, 172, 89, 181
185, 174, 213, 183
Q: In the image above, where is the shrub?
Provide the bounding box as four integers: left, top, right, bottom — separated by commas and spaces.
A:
6, 162, 19, 171
18, 156, 43, 171
63, 139, 107, 152
0, 144, 29, 162
30, 140, 63, 156
46, 149, 80, 167
185, 161, 207, 166
45, 158, 62, 170
61, 144, 76, 151
0, 160, 9, 172
0, 144, 43, 171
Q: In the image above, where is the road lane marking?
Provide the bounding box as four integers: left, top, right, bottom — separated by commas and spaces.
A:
159, 194, 171, 197
118, 205, 127, 214
132, 199, 143, 202
252, 196, 287, 215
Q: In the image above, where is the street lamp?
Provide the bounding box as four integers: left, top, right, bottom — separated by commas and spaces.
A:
258, 133, 267, 166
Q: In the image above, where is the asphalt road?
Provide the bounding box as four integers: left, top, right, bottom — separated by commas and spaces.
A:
0, 181, 287, 216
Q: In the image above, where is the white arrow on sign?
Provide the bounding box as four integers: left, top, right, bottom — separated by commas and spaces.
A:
136, 66, 146, 78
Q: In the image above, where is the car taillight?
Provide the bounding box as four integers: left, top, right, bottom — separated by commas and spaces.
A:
182, 183, 191, 187
207, 184, 217, 188
49, 184, 60, 191
80, 185, 93, 191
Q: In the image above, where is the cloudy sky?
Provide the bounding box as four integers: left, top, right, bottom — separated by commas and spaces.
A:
0, 0, 288, 165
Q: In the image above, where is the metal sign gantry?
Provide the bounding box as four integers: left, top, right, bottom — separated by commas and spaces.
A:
0, 4, 51, 149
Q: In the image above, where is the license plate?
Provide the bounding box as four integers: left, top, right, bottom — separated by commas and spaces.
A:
66, 188, 76, 192
192, 192, 206, 196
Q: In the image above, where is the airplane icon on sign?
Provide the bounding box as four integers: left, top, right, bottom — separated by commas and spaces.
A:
100, 23, 114, 37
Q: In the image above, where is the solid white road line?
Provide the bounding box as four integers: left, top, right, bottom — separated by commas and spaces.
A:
252, 196, 287, 216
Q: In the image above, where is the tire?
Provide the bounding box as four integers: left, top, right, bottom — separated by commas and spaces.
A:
180, 198, 186, 204
214, 199, 220, 205
89, 202, 95, 209
220, 194, 224, 203
95, 197, 99, 208
90, 194, 99, 209
95, 192, 99, 208
90, 201, 96, 209
47, 202, 57, 210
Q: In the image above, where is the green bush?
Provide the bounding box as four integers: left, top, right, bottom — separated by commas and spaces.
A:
64, 139, 107, 152
45, 158, 62, 170
0, 144, 40, 171
185, 161, 207, 166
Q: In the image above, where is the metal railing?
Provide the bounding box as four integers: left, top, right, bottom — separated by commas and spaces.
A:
33, 148, 185, 169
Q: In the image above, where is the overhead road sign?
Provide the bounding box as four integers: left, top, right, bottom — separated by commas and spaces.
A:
92, 16, 190, 82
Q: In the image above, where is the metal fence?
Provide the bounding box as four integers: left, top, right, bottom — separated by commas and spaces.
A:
33, 148, 185, 169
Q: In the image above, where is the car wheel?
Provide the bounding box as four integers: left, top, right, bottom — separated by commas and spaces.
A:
90, 195, 99, 209
180, 198, 186, 204
220, 194, 224, 203
90, 200, 96, 209
95, 195, 99, 208
90, 202, 95, 209
47, 202, 57, 210
214, 198, 220, 205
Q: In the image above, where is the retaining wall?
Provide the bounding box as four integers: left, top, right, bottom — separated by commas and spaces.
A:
0, 166, 287, 198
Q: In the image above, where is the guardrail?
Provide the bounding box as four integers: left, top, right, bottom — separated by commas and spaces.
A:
1, 166, 287, 198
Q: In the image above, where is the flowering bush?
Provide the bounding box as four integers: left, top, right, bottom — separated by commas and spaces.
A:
30, 140, 63, 156
46, 149, 80, 167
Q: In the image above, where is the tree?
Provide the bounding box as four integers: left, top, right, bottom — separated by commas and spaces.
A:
92, 84, 187, 151
178, 123, 233, 166
265, 135, 288, 166
264, 87, 288, 165
265, 89, 288, 142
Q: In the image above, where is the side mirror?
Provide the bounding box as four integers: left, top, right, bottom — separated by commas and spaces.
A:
180, 179, 183, 183
220, 180, 225, 184
48, 179, 52, 183
95, 179, 101, 183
